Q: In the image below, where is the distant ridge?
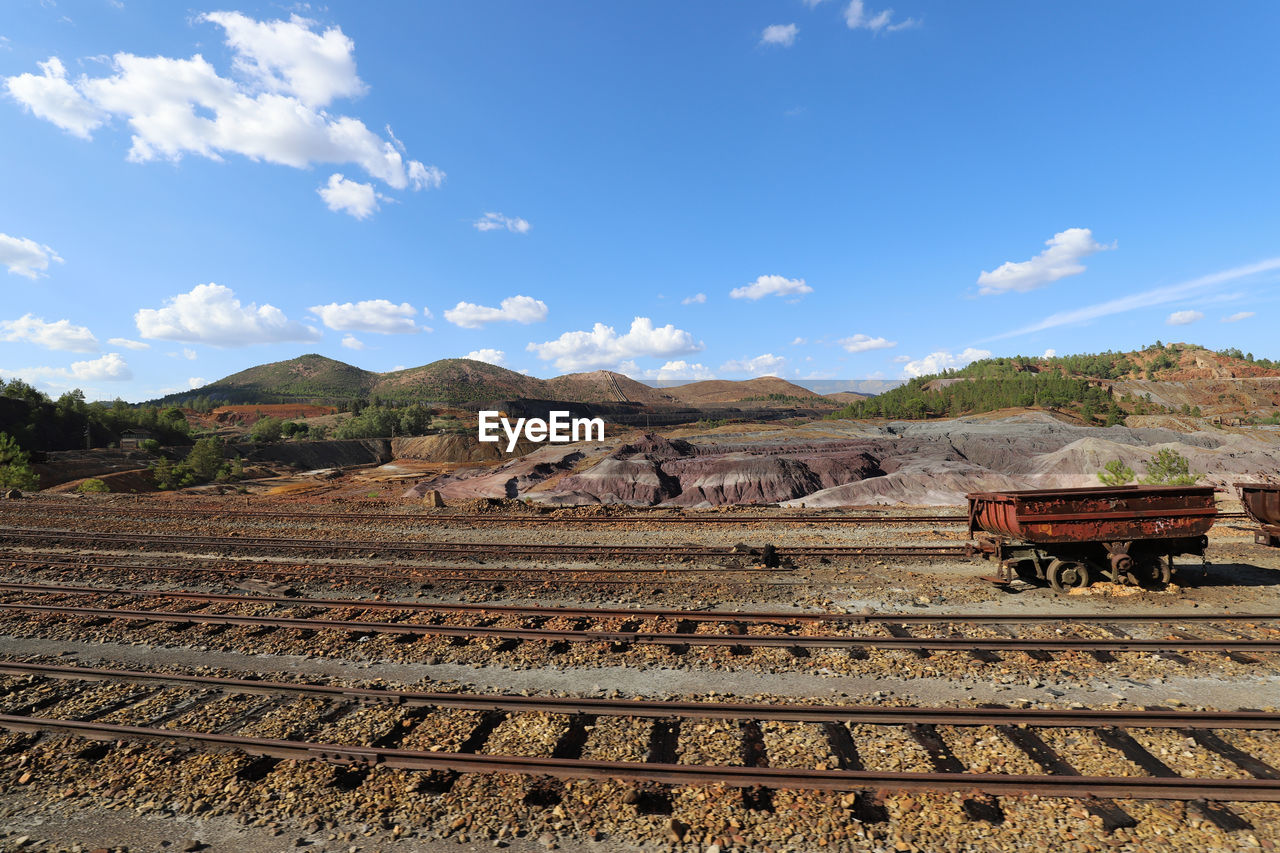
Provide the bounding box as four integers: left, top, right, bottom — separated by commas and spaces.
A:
645, 378, 907, 395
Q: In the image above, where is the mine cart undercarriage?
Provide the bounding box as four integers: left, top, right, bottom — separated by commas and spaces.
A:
972, 534, 1209, 591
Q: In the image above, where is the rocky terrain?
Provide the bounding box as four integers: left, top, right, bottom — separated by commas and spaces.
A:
403, 413, 1280, 507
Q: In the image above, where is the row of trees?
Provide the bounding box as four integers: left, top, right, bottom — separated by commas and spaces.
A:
830, 373, 1126, 423
1, 381, 192, 452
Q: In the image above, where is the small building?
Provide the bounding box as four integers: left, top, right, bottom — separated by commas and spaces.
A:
119, 429, 154, 449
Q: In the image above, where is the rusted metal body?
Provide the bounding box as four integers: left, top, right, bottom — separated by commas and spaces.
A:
967, 485, 1217, 591
1237, 482, 1280, 547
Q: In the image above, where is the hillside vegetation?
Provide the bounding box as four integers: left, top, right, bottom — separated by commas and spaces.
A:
831, 342, 1280, 423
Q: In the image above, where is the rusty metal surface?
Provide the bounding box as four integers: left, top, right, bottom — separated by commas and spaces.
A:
966, 485, 1217, 544
1238, 482, 1280, 528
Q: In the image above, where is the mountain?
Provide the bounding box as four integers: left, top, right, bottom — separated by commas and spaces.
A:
544, 371, 678, 405
372, 359, 547, 403
169, 354, 378, 403
664, 376, 829, 405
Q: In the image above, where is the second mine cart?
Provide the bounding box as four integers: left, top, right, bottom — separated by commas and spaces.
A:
1237, 482, 1280, 547
967, 485, 1218, 591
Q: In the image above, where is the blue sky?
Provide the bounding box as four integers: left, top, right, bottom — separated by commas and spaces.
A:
2, 1, 1278, 401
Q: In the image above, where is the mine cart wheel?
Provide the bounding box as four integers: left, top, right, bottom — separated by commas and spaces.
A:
1046, 559, 1089, 592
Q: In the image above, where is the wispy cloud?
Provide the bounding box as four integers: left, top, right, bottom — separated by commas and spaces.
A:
1166, 309, 1203, 326
474, 212, 531, 233
839, 334, 896, 353
761, 24, 798, 47
1222, 311, 1256, 323
985, 257, 1280, 341
844, 0, 918, 33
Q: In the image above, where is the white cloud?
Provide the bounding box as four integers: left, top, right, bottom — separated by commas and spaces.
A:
182, 348, 197, 360
1042, 348, 1058, 358
4, 57, 105, 138
318, 173, 382, 219
681, 293, 707, 305
107, 337, 149, 350
988, 257, 1280, 341
791, 337, 807, 346
729, 274, 813, 301
409, 162, 445, 190
1167, 309, 1203, 326
761, 24, 799, 47
4, 14, 443, 207
0, 232, 64, 279
136, 283, 321, 346
445, 295, 548, 329
977, 228, 1113, 295
892, 354, 911, 363
902, 347, 992, 378
721, 353, 787, 375
310, 299, 420, 334
464, 348, 506, 366
473, 212, 531, 233
1223, 311, 1255, 323
200, 11, 366, 109
839, 334, 896, 353
0, 352, 132, 385
637, 360, 714, 381
844, 0, 919, 32
340, 334, 365, 350
527, 317, 703, 372
0, 313, 97, 351
187, 376, 206, 389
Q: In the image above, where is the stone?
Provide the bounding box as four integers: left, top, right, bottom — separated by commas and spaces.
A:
422, 490, 446, 508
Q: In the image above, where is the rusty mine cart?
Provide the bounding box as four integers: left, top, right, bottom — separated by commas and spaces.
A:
967, 485, 1218, 592
1237, 482, 1280, 548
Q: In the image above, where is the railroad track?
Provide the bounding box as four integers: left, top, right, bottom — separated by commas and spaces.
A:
0, 501, 1253, 526
2, 659, 1278, 832
0, 554, 803, 588
4, 579, 1279, 627
0, 527, 973, 560
3, 583, 1277, 654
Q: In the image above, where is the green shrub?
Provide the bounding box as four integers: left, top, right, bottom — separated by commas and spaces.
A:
76, 478, 109, 493
0, 432, 39, 491
1097, 460, 1134, 487
1141, 448, 1198, 485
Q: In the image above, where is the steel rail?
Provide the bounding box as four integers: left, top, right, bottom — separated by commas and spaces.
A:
5, 501, 1251, 524
0, 555, 801, 587
2, 503, 971, 525
4, 600, 1280, 651
4, 580, 1280, 626
3, 660, 1279, 730
0, 527, 971, 558
1, 711, 1279, 799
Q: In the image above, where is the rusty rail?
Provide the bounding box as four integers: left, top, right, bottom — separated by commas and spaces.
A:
5, 600, 1280, 652
0, 527, 971, 559
3, 580, 1279, 626
2, 662, 1280, 800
